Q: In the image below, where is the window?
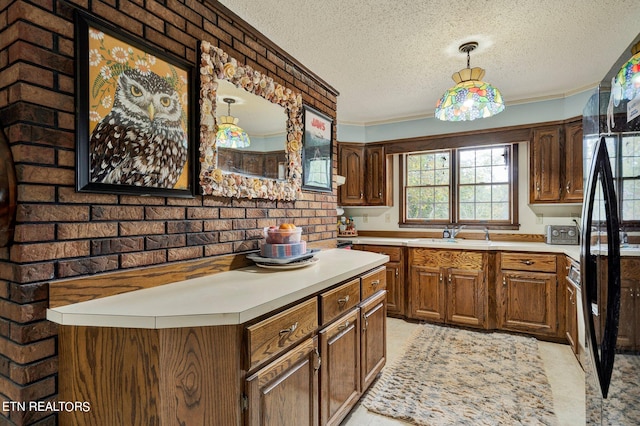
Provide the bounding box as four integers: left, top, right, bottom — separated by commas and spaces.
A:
402, 144, 518, 228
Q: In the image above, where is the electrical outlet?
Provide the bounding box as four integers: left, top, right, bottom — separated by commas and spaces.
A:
536, 214, 543, 225
363, 214, 368, 223
385, 213, 391, 223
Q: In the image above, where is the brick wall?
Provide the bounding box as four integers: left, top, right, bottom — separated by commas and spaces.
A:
0, 0, 338, 424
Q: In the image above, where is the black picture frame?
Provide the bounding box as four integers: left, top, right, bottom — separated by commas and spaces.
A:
75, 11, 196, 197
302, 105, 333, 192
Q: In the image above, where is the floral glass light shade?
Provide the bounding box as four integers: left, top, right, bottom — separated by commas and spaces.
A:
435, 42, 505, 122
216, 98, 250, 148
611, 40, 640, 107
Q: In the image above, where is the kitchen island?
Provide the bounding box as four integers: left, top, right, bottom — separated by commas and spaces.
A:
47, 249, 389, 426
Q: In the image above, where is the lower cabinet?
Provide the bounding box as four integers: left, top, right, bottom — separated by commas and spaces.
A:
319, 308, 361, 426
245, 266, 387, 426
245, 337, 321, 426
408, 248, 488, 329
497, 252, 560, 338
353, 245, 405, 317
361, 291, 387, 390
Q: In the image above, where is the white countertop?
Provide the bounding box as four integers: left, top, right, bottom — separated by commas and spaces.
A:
46, 249, 388, 329
341, 236, 582, 261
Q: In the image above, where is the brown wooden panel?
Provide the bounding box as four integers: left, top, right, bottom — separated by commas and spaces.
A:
58, 325, 244, 426
501, 252, 557, 273
361, 291, 386, 390
319, 308, 361, 426
353, 244, 402, 262
319, 278, 361, 325
158, 326, 243, 425
49, 254, 253, 308
361, 267, 386, 301
355, 230, 546, 242
410, 248, 484, 270
58, 326, 161, 426
246, 298, 318, 371
245, 336, 320, 426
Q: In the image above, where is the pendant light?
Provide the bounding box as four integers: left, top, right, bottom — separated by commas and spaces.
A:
435, 42, 505, 122
216, 98, 251, 148
611, 40, 640, 107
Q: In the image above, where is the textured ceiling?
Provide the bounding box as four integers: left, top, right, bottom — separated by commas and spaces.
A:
217, 0, 640, 125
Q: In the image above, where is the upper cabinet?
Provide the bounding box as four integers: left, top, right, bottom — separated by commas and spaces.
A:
338, 143, 392, 206
529, 120, 583, 204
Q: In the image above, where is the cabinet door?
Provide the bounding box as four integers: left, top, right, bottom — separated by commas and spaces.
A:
617, 278, 636, 351
447, 268, 485, 328
498, 271, 558, 336
245, 337, 320, 426
365, 145, 386, 205
338, 144, 365, 206
385, 261, 404, 317
319, 308, 361, 426
361, 291, 387, 390
530, 126, 561, 203
409, 265, 446, 322
565, 281, 578, 354
563, 122, 584, 202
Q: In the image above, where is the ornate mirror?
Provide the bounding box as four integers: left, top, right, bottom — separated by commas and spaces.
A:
199, 41, 303, 200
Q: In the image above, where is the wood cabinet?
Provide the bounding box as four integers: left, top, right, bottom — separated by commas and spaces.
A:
565, 277, 578, 356
318, 268, 387, 426
497, 252, 560, 338
563, 121, 584, 202
353, 245, 405, 317
360, 291, 387, 390
529, 121, 583, 204
338, 143, 392, 206
319, 309, 360, 426
246, 337, 320, 426
408, 248, 488, 329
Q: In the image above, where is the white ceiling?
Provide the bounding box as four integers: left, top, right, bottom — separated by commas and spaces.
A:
217, 0, 640, 126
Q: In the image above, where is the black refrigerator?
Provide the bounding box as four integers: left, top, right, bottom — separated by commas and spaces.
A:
581, 33, 640, 425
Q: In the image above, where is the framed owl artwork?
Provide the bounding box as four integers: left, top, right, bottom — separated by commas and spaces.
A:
74, 11, 196, 197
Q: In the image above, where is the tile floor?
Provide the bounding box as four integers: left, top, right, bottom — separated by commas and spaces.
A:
343, 318, 586, 425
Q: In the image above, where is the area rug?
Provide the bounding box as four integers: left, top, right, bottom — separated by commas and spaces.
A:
363, 323, 558, 425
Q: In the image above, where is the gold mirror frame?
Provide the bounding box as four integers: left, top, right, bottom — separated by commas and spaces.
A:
199, 41, 303, 200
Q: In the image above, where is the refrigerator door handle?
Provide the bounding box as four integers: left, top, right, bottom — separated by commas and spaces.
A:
580, 137, 621, 399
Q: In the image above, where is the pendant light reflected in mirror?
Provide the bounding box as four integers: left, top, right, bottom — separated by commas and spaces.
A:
216, 98, 251, 148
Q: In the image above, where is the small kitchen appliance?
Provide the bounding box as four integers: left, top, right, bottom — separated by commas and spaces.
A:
545, 225, 579, 245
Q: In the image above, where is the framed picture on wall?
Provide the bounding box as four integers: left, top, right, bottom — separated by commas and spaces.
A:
74, 11, 196, 197
302, 105, 333, 192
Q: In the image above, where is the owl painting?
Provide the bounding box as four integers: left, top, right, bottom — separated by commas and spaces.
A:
89, 69, 187, 188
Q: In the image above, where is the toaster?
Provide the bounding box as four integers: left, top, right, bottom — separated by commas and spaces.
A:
546, 225, 579, 245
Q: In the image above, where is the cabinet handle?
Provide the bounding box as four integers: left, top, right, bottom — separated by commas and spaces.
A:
337, 295, 350, 308
502, 276, 506, 286
313, 347, 321, 371
448, 274, 452, 285
337, 320, 350, 331
439, 273, 443, 283
378, 191, 382, 197
395, 269, 399, 277
279, 322, 298, 337
362, 312, 369, 332
521, 260, 534, 266
536, 183, 540, 193
566, 182, 571, 193
371, 279, 380, 288
360, 191, 364, 199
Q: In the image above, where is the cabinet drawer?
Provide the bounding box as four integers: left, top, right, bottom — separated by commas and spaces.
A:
246, 298, 318, 371
361, 267, 386, 301
501, 252, 556, 272
320, 278, 361, 325
358, 245, 402, 262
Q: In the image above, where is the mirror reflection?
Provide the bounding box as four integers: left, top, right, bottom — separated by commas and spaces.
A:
215, 80, 288, 180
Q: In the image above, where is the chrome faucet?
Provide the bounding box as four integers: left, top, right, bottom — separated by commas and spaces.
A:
484, 227, 490, 241
451, 225, 466, 238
